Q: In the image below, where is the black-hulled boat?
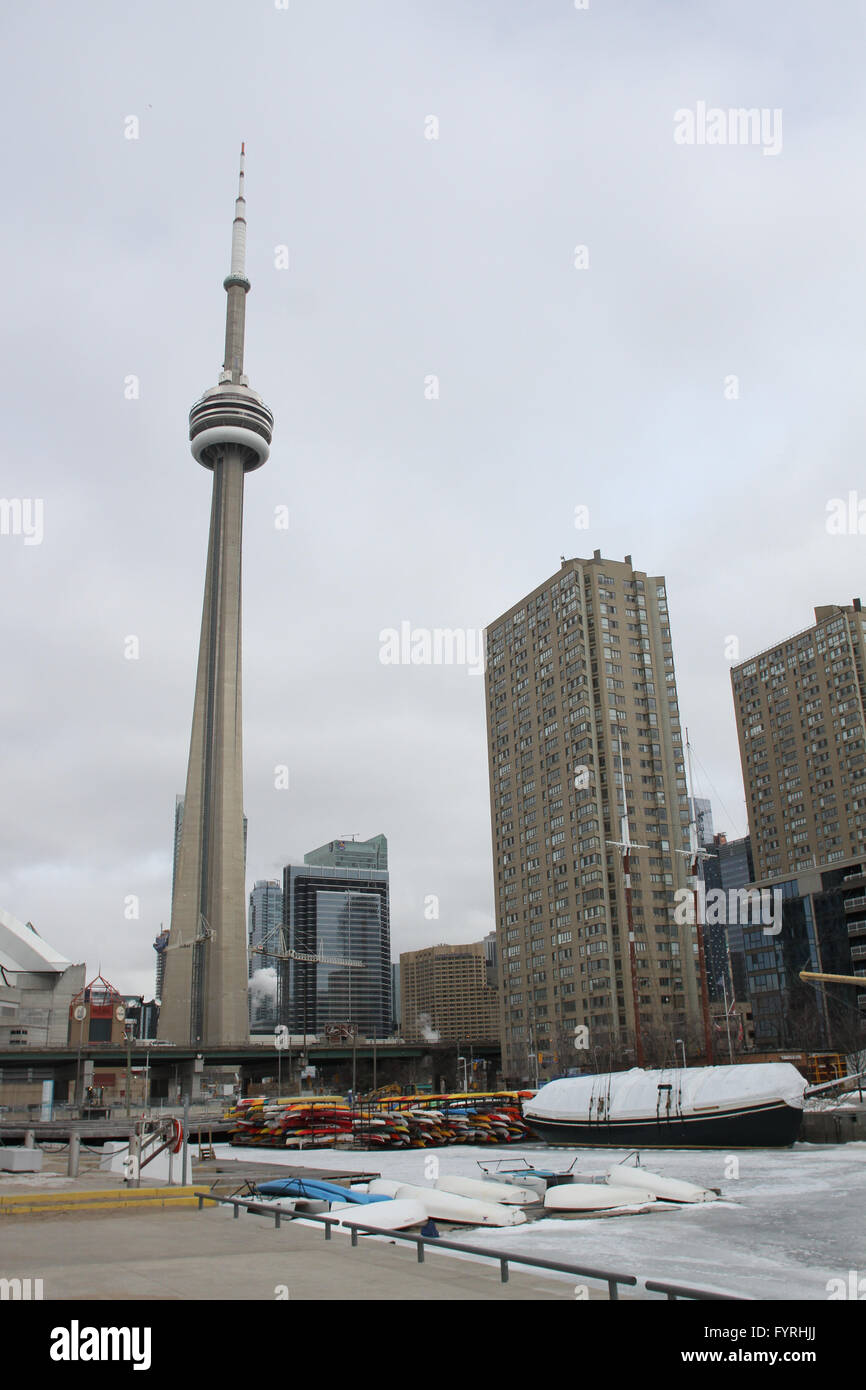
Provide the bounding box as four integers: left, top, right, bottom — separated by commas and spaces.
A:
523, 1063, 807, 1148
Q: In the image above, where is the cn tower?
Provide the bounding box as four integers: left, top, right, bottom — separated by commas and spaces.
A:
158, 147, 273, 1044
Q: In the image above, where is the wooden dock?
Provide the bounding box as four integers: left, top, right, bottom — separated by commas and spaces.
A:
193, 1159, 381, 1195
0, 1116, 233, 1144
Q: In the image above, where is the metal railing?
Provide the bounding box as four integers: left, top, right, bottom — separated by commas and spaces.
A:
645, 1278, 751, 1302
195, 1192, 746, 1301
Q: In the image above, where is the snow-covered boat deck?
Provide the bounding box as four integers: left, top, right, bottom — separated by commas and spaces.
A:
212, 1139, 866, 1300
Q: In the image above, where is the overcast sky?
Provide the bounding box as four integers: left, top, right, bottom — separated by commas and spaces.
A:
1, 1, 865, 997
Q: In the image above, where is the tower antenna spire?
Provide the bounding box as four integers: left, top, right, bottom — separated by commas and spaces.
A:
222, 143, 250, 383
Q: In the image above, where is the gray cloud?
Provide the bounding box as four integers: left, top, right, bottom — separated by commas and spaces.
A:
2, 1, 864, 994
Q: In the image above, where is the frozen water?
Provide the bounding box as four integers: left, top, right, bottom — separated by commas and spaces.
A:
214, 1139, 866, 1300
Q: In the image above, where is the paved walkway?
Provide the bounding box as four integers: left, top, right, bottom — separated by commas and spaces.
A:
0, 1203, 608, 1300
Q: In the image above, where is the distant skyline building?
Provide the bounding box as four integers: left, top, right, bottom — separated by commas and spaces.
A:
279, 844, 391, 1038
731, 600, 866, 882
400, 941, 500, 1044
730, 599, 866, 1047
159, 148, 274, 1046
304, 834, 388, 872
700, 833, 754, 1003
248, 879, 283, 1030
689, 797, 714, 848
485, 554, 701, 1082
249, 880, 283, 960
484, 929, 498, 989
739, 861, 866, 1051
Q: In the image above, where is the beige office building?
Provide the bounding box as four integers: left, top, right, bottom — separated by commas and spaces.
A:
400, 942, 500, 1044
731, 600, 866, 882
485, 554, 701, 1084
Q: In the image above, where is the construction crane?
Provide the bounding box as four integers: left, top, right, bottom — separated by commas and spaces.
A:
799, 969, 866, 987
253, 930, 366, 1090
160, 915, 213, 950
157, 916, 214, 1044
252, 944, 364, 968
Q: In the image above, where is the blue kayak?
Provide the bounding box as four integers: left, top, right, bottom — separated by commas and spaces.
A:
255, 1177, 391, 1205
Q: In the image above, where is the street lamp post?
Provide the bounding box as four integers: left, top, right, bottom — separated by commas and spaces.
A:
274, 1026, 288, 1100
302, 961, 309, 1091
75, 1032, 83, 1112
125, 1024, 133, 1118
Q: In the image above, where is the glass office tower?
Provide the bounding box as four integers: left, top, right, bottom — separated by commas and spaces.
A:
279, 849, 391, 1038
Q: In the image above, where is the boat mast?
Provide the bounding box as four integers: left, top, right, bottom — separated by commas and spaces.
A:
685, 729, 714, 1065
607, 726, 647, 1068
721, 975, 734, 1064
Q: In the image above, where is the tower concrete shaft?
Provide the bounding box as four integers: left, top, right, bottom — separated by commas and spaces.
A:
158, 147, 273, 1045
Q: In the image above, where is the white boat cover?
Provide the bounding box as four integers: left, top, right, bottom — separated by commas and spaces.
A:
524, 1064, 807, 1122
543, 1182, 656, 1211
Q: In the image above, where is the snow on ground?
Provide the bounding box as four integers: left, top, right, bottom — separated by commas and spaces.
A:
213, 1140, 866, 1301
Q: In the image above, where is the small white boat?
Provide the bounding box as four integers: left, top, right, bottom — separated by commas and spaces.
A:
250, 1196, 330, 1215
435, 1175, 536, 1206
543, 1182, 656, 1212
367, 1178, 403, 1198
477, 1160, 567, 1198
490, 1174, 548, 1199
329, 1198, 427, 1231
394, 1182, 527, 1226
607, 1164, 716, 1204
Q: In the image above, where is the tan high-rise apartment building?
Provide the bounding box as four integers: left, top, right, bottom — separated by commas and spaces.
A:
485, 554, 701, 1084
731, 600, 866, 882
400, 942, 500, 1044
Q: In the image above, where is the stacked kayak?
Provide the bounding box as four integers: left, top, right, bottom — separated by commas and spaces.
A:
226, 1096, 535, 1150
227, 1101, 358, 1148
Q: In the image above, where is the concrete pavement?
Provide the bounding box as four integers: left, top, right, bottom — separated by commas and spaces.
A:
0, 1202, 608, 1300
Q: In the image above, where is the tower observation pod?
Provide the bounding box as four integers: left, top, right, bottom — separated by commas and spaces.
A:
158, 147, 274, 1046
